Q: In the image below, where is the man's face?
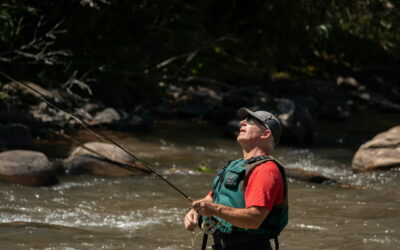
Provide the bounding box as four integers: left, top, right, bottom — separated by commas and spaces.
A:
237, 117, 268, 144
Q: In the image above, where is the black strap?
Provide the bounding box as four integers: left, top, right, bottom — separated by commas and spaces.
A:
201, 233, 208, 250
274, 236, 279, 250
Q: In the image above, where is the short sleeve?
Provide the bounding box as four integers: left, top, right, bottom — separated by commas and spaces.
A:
244, 161, 284, 211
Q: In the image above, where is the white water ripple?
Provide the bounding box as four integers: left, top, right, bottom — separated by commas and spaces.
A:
0, 206, 183, 232
295, 223, 327, 231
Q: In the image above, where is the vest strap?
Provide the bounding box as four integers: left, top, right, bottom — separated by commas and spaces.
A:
274, 236, 280, 250
201, 233, 208, 250
243, 155, 289, 208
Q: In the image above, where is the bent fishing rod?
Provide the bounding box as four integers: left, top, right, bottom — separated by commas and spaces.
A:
0, 71, 193, 203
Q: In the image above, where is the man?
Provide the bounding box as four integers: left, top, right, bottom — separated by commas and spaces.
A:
184, 108, 288, 250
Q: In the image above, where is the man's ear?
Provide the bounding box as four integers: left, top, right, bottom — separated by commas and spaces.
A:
260, 129, 271, 139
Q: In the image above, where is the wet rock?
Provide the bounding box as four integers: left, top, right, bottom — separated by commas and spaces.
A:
285, 168, 338, 184
179, 84, 223, 104
64, 142, 150, 176
337, 76, 365, 91
0, 123, 34, 149
350, 90, 400, 112
73, 107, 93, 123
2, 82, 55, 105
173, 85, 223, 119
0, 150, 58, 186
352, 126, 400, 172
338, 73, 400, 112
83, 103, 102, 115
30, 102, 70, 128
276, 99, 314, 143
92, 108, 121, 125
195, 86, 223, 103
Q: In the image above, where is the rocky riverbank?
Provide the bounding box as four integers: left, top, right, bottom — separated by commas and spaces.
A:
0, 75, 399, 186
1, 73, 399, 147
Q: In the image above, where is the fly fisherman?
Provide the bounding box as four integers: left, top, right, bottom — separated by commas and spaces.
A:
184, 108, 288, 250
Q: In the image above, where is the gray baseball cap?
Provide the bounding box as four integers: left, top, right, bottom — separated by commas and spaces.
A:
238, 107, 281, 144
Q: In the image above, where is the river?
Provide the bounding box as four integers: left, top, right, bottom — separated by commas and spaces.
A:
0, 121, 399, 249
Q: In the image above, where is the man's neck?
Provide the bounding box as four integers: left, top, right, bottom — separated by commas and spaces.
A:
242, 148, 268, 160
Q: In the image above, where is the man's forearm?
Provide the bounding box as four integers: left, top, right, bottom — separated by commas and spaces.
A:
212, 203, 268, 229
192, 198, 269, 229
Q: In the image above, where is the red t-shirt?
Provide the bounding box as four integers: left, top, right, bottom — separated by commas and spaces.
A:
208, 160, 284, 211
244, 161, 284, 211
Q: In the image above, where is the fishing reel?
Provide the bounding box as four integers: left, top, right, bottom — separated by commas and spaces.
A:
200, 217, 217, 235
191, 217, 218, 248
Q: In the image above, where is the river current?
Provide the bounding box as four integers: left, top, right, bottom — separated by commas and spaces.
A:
0, 121, 399, 249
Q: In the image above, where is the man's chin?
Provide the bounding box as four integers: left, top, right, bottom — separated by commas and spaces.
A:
236, 137, 245, 145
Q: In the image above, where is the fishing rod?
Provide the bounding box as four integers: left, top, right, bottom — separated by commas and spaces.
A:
0, 71, 193, 203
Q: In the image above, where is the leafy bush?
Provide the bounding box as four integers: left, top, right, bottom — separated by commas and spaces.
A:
0, 0, 398, 88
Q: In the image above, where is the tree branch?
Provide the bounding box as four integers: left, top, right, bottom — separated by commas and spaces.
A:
0, 17, 72, 65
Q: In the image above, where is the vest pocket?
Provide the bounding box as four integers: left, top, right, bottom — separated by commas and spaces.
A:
224, 167, 245, 189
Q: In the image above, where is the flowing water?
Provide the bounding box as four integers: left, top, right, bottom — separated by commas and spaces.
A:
0, 121, 399, 250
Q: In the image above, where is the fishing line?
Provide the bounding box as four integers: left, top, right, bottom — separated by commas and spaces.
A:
0, 71, 193, 203
191, 231, 204, 247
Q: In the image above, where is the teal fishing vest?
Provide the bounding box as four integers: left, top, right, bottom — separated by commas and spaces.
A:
210, 155, 288, 238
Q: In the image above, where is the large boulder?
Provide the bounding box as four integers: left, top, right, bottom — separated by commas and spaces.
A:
0, 150, 58, 186
64, 142, 150, 176
352, 126, 400, 172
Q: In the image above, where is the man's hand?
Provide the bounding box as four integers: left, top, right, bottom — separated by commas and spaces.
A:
184, 208, 199, 231
192, 198, 270, 229
192, 198, 217, 217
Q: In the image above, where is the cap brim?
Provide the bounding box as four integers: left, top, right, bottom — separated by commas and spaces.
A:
238, 108, 252, 119
238, 108, 261, 121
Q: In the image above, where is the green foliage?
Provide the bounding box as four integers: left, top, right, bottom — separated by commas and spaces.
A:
0, 1, 37, 43
0, 91, 9, 99
194, 161, 213, 174
0, 0, 398, 89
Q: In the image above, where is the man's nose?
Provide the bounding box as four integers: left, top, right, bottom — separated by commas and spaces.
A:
240, 119, 247, 126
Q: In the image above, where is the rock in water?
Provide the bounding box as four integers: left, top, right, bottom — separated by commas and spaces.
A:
352, 126, 400, 172
64, 141, 150, 176
285, 168, 338, 184
0, 150, 58, 186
